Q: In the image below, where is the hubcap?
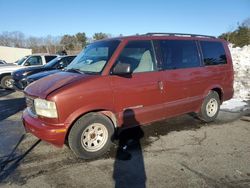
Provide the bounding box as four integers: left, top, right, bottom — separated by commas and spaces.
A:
5, 78, 14, 88
81, 123, 108, 152
206, 98, 218, 117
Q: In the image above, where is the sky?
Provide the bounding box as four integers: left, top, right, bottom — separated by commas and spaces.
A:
0, 0, 249, 38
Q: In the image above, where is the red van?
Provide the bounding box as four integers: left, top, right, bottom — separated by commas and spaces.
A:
23, 33, 234, 159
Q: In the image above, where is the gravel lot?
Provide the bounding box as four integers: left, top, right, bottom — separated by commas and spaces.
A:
0, 90, 250, 188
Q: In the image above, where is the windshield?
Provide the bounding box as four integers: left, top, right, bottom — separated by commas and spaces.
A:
66, 40, 120, 74
44, 57, 62, 68
17, 56, 28, 65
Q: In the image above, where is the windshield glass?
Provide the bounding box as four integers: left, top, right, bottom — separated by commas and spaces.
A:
44, 57, 62, 68
66, 40, 120, 74
17, 56, 28, 65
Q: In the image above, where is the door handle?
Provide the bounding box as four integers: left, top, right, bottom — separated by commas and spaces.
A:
158, 81, 164, 91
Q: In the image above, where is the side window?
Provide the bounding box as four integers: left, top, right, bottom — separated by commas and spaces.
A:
26, 56, 42, 65
200, 41, 227, 66
54, 56, 76, 69
65, 56, 75, 65
60, 59, 68, 67
116, 41, 156, 73
159, 40, 200, 70
45, 56, 57, 63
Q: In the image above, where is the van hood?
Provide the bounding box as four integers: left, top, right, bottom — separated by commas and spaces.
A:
24, 71, 93, 99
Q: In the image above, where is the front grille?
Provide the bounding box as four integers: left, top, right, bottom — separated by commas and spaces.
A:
26, 96, 37, 116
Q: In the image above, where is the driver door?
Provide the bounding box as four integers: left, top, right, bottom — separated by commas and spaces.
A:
110, 40, 165, 127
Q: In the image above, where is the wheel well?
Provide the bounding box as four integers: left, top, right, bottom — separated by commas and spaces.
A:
0, 73, 11, 82
211, 88, 223, 102
65, 110, 117, 145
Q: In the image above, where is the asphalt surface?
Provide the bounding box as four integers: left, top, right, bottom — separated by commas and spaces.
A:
0, 90, 250, 188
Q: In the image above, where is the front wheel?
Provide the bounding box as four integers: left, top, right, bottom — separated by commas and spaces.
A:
68, 113, 115, 159
198, 91, 220, 123
1, 75, 14, 89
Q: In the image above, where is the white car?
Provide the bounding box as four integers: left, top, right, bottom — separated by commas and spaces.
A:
0, 54, 58, 89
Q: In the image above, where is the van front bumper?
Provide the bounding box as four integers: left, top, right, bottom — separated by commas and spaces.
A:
22, 109, 67, 147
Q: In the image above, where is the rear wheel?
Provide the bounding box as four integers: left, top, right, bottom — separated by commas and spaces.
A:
198, 91, 220, 123
1, 75, 14, 89
68, 113, 115, 159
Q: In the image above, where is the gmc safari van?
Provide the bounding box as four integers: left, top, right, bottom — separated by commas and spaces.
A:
23, 33, 234, 159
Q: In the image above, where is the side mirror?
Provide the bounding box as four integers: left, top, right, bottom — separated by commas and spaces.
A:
112, 62, 132, 75
24, 62, 30, 66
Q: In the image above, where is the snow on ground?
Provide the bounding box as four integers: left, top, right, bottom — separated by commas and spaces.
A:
221, 98, 249, 112
229, 44, 250, 100
220, 44, 250, 112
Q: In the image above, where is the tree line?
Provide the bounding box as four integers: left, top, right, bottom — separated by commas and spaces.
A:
0, 32, 111, 54
219, 18, 250, 47
0, 17, 249, 54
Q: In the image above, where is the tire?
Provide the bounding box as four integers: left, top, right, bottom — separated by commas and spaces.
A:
68, 113, 115, 159
1, 75, 14, 89
198, 91, 220, 123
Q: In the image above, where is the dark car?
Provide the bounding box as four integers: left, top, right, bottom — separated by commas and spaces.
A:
26, 69, 61, 85
12, 55, 76, 90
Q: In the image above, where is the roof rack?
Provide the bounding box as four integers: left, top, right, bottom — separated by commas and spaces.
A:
145, 33, 216, 39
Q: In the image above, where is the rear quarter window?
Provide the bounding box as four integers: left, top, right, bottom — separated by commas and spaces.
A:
200, 41, 227, 66
45, 56, 57, 63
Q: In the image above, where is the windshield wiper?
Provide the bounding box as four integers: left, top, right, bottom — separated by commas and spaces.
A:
65, 68, 83, 74
81, 71, 99, 75
65, 68, 99, 75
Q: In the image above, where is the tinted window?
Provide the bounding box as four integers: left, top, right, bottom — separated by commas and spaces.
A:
159, 40, 200, 70
44, 57, 61, 68
45, 56, 57, 63
200, 41, 227, 66
115, 40, 156, 73
17, 56, 28, 65
52, 56, 76, 68
26, 56, 42, 65
64, 56, 76, 65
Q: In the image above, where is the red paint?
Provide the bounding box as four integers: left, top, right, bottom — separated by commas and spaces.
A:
23, 110, 66, 146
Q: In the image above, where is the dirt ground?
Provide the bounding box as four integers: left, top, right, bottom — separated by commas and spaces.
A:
0, 90, 250, 188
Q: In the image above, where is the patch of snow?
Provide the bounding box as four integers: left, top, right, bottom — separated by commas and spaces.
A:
221, 99, 248, 112
229, 44, 250, 100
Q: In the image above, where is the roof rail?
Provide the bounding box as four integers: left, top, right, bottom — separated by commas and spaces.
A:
145, 33, 216, 39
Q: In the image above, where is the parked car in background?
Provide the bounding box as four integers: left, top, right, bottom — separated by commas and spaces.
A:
12, 55, 76, 90
0, 60, 7, 64
26, 70, 61, 86
0, 54, 58, 89
23, 33, 234, 159
15, 54, 58, 66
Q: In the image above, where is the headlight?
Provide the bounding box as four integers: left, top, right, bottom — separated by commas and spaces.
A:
34, 98, 58, 118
